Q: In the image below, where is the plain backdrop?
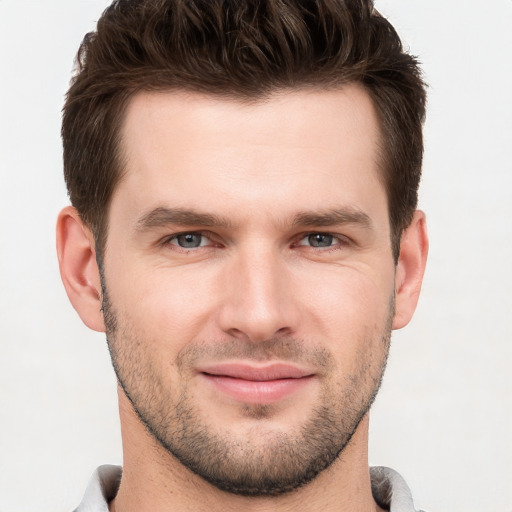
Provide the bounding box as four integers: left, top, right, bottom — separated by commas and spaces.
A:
1, 1, 511, 511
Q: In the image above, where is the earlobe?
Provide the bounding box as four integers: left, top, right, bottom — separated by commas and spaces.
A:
56, 206, 106, 332
392, 210, 429, 330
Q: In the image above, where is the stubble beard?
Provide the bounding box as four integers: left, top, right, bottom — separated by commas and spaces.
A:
101, 282, 393, 497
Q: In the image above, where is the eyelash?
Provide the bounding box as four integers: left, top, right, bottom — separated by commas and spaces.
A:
163, 231, 219, 251
162, 231, 351, 252
295, 232, 350, 251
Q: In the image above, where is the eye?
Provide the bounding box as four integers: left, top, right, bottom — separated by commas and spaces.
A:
305, 233, 334, 247
296, 232, 348, 249
167, 232, 211, 249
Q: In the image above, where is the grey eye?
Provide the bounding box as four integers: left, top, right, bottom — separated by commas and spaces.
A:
175, 233, 204, 248
307, 234, 334, 247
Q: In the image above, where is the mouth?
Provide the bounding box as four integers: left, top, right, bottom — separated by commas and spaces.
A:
197, 362, 316, 404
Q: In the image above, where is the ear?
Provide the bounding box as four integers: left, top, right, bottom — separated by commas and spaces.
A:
393, 210, 429, 330
56, 206, 106, 332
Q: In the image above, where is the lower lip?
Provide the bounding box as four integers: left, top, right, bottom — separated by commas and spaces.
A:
201, 374, 314, 404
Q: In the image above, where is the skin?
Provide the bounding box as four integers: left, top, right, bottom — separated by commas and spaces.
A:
57, 85, 428, 512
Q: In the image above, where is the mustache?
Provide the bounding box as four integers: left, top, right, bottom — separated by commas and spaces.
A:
175, 337, 334, 372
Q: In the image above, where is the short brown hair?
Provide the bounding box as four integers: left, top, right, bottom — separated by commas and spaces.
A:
62, 0, 426, 262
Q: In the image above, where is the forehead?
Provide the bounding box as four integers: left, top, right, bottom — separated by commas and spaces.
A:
120, 85, 381, 159
114, 86, 386, 227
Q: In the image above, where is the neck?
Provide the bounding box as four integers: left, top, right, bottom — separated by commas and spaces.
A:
111, 389, 384, 512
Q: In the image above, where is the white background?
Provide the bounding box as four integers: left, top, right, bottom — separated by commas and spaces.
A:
0, 1, 511, 511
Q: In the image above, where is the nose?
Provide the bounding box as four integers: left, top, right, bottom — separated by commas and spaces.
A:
217, 246, 300, 343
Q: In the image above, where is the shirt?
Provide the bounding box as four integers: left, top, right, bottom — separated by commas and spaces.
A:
74, 464, 425, 511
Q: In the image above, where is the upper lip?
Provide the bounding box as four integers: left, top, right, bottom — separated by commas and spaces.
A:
198, 362, 314, 381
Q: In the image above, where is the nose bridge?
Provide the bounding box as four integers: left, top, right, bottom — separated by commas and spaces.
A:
218, 242, 297, 341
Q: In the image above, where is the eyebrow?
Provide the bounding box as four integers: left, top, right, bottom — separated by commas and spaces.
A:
136, 207, 234, 231
292, 208, 372, 230
135, 206, 373, 232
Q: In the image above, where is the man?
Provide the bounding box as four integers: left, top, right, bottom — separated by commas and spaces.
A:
56, 0, 428, 510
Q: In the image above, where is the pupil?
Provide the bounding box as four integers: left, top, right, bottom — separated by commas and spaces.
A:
178, 234, 201, 248
309, 234, 333, 247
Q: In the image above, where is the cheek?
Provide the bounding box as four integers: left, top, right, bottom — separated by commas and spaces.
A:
108, 264, 220, 347
309, 273, 393, 384
296, 265, 394, 335
292, 266, 394, 380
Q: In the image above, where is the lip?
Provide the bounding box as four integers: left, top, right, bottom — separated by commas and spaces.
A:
197, 362, 315, 404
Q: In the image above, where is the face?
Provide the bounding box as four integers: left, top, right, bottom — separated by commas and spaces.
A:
102, 86, 397, 495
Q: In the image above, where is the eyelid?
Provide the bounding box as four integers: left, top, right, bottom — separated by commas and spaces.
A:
163, 230, 218, 248
294, 231, 351, 247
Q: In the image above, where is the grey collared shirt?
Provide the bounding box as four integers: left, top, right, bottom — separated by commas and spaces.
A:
74, 464, 425, 511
